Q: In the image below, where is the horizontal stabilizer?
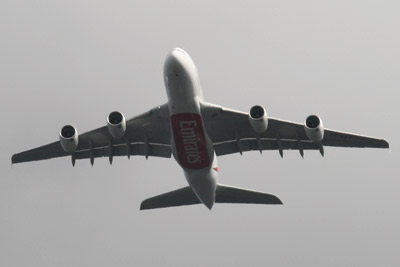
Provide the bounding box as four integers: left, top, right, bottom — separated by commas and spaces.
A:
140, 187, 200, 210
215, 184, 283, 205
140, 184, 282, 210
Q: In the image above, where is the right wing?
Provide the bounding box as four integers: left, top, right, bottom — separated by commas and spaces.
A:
200, 102, 389, 156
12, 104, 172, 165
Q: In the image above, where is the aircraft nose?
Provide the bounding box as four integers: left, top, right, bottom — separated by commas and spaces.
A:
166, 48, 184, 64
164, 48, 190, 74
171, 47, 187, 56
172, 47, 187, 54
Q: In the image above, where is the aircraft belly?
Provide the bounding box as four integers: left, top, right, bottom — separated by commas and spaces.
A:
164, 47, 219, 208
171, 113, 211, 169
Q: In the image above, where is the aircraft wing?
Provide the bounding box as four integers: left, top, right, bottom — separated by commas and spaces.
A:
12, 104, 172, 165
200, 102, 389, 157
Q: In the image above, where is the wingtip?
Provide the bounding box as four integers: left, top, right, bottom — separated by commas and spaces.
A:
383, 140, 390, 149
11, 154, 17, 165
139, 200, 150, 211
272, 195, 284, 205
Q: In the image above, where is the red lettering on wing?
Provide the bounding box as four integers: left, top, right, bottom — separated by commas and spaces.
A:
171, 113, 211, 169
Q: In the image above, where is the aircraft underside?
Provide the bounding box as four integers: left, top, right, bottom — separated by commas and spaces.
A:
12, 48, 389, 210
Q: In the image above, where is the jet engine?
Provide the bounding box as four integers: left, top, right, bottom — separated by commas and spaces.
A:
59, 125, 78, 152
107, 111, 126, 139
248, 105, 268, 133
304, 115, 324, 142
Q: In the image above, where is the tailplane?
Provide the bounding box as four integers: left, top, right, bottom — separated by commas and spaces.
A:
140, 184, 282, 210
215, 184, 283, 205
140, 186, 200, 210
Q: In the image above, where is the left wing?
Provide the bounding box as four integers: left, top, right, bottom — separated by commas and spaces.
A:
200, 102, 389, 157
12, 104, 172, 165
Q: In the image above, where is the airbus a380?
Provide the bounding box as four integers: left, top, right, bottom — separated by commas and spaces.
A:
12, 48, 389, 210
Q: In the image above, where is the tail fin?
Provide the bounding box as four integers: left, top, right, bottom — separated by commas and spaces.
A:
140, 184, 282, 210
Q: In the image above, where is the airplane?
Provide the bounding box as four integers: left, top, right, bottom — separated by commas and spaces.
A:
12, 47, 389, 210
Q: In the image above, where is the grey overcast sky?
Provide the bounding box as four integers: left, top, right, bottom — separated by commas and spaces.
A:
1, 1, 399, 266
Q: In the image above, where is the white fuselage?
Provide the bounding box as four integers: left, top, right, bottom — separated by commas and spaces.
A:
164, 48, 218, 209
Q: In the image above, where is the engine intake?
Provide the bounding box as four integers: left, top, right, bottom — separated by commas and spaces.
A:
248, 105, 268, 133
59, 125, 78, 152
304, 115, 324, 142
107, 111, 126, 138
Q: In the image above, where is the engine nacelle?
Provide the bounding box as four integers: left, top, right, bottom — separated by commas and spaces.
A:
248, 105, 268, 133
107, 111, 126, 139
304, 115, 324, 142
59, 125, 78, 152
